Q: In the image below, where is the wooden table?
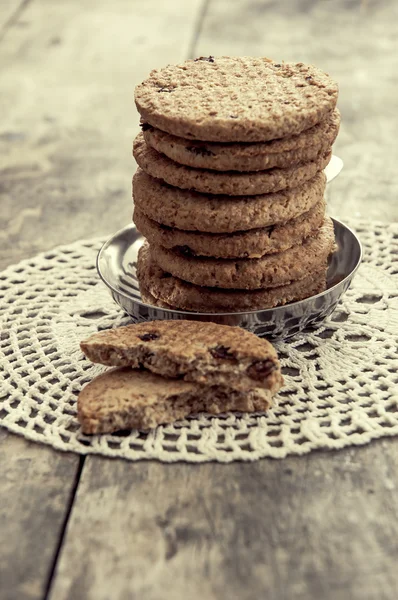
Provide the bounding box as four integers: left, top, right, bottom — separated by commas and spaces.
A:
1, 1, 398, 598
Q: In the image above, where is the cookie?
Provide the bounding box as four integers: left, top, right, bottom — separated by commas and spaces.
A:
133, 198, 325, 259
81, 320, 283, 393
133, 169, 326, 233
139, 286, 174, 310
133, 132, 331, 195
134, 56, 338, 142
137, 244, 327, 312
141, 109, 340, 172
147, 217, 334, 290
78, 367, 274, 434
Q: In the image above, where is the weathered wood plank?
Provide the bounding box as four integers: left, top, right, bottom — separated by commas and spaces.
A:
0, 0, 203, 271
194, 0, 398, 223
49, 439, 398, 600
0, 429, 80, 600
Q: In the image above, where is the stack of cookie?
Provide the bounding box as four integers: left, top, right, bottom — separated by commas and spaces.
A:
132, 57, 339, 313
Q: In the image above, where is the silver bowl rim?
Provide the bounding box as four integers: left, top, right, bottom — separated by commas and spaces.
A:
97, 218, 363, 318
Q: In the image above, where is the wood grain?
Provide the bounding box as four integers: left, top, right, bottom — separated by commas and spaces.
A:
49, 439, 398, 600
2, 1, 398, 599
0, 0, 203, 271
195, 0, 398, 223
0, 429, 80, 600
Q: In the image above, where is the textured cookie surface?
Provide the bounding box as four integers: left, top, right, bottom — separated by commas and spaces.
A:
148, 218, 335, 290
142, 109, 340, 171
133, 199, 325, 259
137, 244, 327, 312
81, 321, 283, 393
134, 56, 338, 142
134, 133, 331, 195
78, 367, 273, 434
133, 169, 326, 233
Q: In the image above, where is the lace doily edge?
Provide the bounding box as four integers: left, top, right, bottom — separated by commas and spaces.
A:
1, 419, 397, 463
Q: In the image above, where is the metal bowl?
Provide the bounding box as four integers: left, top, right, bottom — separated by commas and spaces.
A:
97, 218, 362, 340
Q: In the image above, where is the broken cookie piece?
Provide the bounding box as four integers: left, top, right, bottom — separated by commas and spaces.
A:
80, 320, 283, 393
78, 367, 272, 434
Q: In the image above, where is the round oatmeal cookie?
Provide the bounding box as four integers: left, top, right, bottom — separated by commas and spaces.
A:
141, 109, 340, 172
133, 169, 326, 233
128, 286, 246, 327
134, 56, 338, 142
133, 199, 325, 259
133, 132, 331, 195
148, 218, 335, 290
137, 243, 327, 312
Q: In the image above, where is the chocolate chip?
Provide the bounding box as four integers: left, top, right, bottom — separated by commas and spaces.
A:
229, 115, 238, 119
247, 359, 276, 380
274, 63, 281, 67
210, 345, 236, 361
187, 145, 215, 157
305, 76, 313, 81
138, 333, 160, 341
158, 87, 175, 93
140, 122, 154, 132
194, 56, 215, 63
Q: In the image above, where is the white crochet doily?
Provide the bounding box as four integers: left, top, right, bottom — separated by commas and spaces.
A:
1, 220, 397, 462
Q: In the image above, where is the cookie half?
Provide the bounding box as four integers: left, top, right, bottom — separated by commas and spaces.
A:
133, 169, 326, 233
133, 199, 325, 259
147, 218, 335, 290
78, 368, 274, 434
137, 245, 327, 312
81, 321, 283, 393
135, 56, 338, 142
142, 109, 340, 172
133, 133, 331, 195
